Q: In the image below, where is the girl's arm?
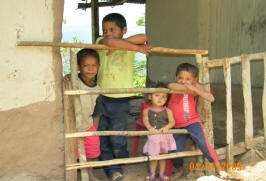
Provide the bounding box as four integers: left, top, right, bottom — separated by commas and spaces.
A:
185, 83, 215, 102
142, 109, 157, 134
160, 109, 175, 133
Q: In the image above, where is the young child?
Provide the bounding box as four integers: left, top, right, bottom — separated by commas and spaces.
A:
167, 63, 227, 179
143, 83, 176, 181
96, 13, 152, 181
63, 48, 101, 180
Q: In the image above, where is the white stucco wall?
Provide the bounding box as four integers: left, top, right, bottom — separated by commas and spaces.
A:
0, 1, 57, 111
0, 0, 64, 180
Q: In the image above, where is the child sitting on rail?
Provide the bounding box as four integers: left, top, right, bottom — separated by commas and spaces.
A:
142, 83, 176, 181
96, 13, 152, 181
167, 63, 228, 179
63, 48, 101, 180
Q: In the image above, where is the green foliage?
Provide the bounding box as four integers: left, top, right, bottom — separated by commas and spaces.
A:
133, 59, 146, 96
61, 36, 84, 75
136, 14, 145, 26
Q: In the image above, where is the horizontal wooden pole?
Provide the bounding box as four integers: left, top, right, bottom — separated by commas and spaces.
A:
215, 136, 265, 160
206, 52, 265, 68
65, 129, 189, 138
66, 150, 203, 170
64, 88, 185, 96
17, 41, 208, 55
66, 136, 265, 170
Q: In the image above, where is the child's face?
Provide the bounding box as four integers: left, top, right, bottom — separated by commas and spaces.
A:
79, 56, 99, 80
175, 70, 197, 84
149, 92, 168, 108
102, 21, 126, 39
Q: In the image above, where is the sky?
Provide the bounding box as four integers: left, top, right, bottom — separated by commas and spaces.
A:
62, 0, 146, 43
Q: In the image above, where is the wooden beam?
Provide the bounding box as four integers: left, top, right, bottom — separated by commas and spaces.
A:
66, 150, 203, 170
65, 129, 189, 138
65, 136, 265, 171
215, 136, 265, 160
206, 52, 265, 68
241, 55, 254, 149
17, 41, 208, 55
91, 0, 99, 43
70, 49, 89, 180
64, 88, 185, 96
263, 52, 266, 140
223, 58, 234, 163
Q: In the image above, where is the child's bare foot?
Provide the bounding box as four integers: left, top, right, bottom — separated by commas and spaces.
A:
172, 167, 185, 180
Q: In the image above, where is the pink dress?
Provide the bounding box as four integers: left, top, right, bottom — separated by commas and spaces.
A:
143, 106, 177, 156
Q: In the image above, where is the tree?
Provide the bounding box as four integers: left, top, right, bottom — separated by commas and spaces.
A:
136, 14, 145, 26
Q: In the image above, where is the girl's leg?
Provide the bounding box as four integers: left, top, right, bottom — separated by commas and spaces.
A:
159, 159, 166, 175
149, 160, 157, 175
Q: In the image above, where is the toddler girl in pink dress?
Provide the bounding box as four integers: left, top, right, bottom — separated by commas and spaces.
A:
143, 83, 176, 181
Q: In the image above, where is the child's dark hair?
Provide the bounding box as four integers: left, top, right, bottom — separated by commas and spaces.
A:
102, 13, 127, 30
175, 63, 199, 78
146, 82, 170, 106
77, 48, 99, 66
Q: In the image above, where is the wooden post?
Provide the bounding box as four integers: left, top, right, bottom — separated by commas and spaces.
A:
91, 0, 99, 43
195, 55, 214, 146
263, 52, 266, 140
241, 55, 254, 149
70, 49, 89, 180
223, 58, 234, 163
196, 55, 214, 175
63, 81, 78, 181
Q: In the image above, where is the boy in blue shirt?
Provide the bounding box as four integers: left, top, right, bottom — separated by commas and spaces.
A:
96, 13, 151, 181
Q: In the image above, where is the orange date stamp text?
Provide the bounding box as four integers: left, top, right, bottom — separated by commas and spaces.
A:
188, 162, 242, 172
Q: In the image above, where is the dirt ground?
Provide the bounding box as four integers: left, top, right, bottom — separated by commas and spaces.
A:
92, 84, 266, 181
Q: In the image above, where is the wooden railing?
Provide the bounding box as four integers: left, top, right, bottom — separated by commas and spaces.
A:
17, 41, 266, 181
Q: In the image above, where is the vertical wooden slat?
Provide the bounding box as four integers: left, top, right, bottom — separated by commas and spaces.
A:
91, 0, 99, 43
263, 52, 266, 140
223, 58, 234, 163
70, 49, 89, 180
241, 55, 253, 149
63, 80, 78, 181
196, 55, 214, 175
196, 55, 214, 146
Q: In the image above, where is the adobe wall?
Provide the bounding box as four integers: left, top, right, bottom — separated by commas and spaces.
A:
0, 0, 64, 180
146, 0, 266, 86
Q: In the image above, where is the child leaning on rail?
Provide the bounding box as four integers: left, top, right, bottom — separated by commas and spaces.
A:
95, 13, 152, 181
63, 48, 101, 180
142, 83, 176, 181
167, 63, 228, 179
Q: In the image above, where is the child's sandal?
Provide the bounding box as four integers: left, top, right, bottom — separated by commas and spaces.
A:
144, 174, 155, 181
159, 174, 169, 181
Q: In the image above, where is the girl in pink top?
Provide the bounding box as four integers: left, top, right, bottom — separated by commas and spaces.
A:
168, 63, 227, 179
143, 83, 176, 181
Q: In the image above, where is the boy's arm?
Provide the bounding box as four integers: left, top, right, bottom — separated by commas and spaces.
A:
168, 82, 188, 91
168, 82, 214, 102
99, 37, 151, 56
190, 83, 215, 102
125, 34, 148, 45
